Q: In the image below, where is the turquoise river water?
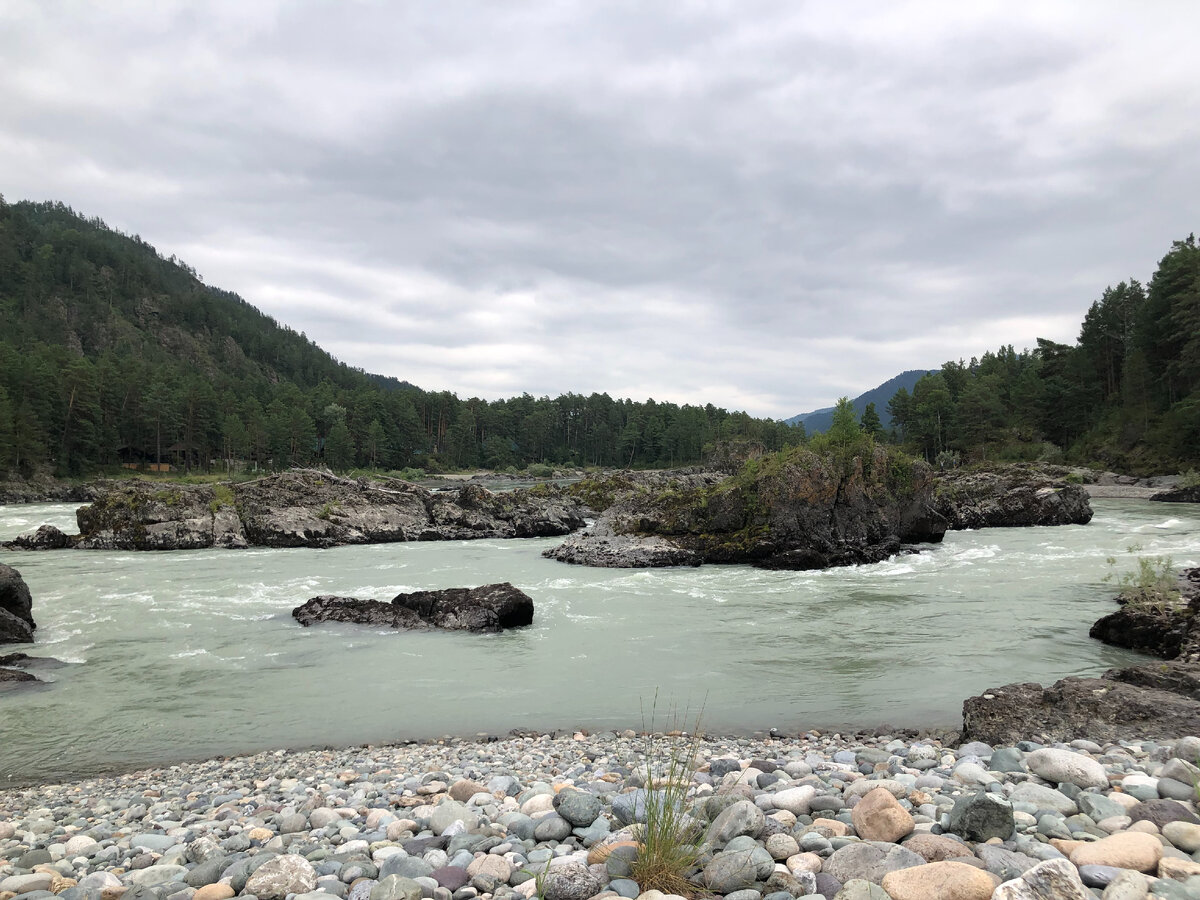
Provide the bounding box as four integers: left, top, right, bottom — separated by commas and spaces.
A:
1, 498, 1199, 785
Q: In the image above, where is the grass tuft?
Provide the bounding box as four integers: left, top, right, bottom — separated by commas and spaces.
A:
628, 691, 706, 897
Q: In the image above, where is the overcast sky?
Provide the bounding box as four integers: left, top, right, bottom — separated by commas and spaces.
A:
3, 1, 1198, 418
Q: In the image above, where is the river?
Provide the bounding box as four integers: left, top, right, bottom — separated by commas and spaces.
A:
1, 499, 1199, 786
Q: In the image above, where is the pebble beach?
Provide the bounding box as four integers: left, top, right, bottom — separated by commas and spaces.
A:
3, 729, 1200, 900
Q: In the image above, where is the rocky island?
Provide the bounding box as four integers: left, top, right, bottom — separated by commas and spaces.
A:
7, 471, 586, 551
544, 455, 1091, 570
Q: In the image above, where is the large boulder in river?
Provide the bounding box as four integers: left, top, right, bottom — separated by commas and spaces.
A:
932, 465, 1092, 529
72, 470, 586, 550
546, 445, 945, 570
0, 564, 36, 644
5, 524, 73, 551
292, 582, 535, 633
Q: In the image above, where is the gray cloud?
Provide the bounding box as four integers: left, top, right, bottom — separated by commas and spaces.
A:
2, 1, 1198, 417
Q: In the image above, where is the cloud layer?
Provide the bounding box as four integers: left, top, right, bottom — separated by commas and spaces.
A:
3, 1, 1198, 417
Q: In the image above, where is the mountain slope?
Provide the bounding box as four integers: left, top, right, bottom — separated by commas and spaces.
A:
787, 369, 931, 433
0, 197, 803, 475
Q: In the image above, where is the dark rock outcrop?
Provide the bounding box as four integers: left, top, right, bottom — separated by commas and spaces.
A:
1089, 567, 1200, 661
0, 564, 36, 644
0, 477, 100, 504
546, 446, 945, 571
68, 470, 586, 551
5, 524, 74, 551
961, 660, 1200, 745
932, 466, 1093, 530
293, 583, 534, 633
1151, 484, 1200, 503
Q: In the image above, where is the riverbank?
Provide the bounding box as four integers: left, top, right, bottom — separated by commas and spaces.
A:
2, 728, 1199, 900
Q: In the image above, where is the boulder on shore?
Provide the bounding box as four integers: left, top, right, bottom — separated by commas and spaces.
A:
961, 660, 1200, 745
62, 470, 586, 551
292, 582, 535, 633
0, 563, 36, 644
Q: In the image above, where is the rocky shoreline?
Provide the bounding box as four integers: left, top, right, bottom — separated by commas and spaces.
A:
2, 726, 1200, 900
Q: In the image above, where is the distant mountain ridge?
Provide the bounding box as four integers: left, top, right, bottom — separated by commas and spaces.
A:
787, 369, 931, 433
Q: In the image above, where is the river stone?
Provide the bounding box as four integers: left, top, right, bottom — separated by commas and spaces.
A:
369, 875, 421, 900
830, 878, 889, 899
1100, 870, 1151, 900
851, 787, 914, 843
130, 834, 178, 853
880, 861, 999, 900
1157, 778, 1196, 802
379, 855, 434, 881
823, 841, 925, 885
901, 833, 971, 863
1129, 799, 1200, 828
430, 801, 479, 835
63, 836, 99, 858
611, 789, 654, 825
1010, 782, 1077, 816
244, 855, 318, 899
448, 780, 488, 803
1024, 748, 1109, 789
125, 866, 189, 887
465, 855, 511, 882
1001, 859, 1097, 900
553, 789, 602, 827
989, 747, 1026, 773
706, 799, 765, 848
1, 874, 54, 894
541, 863, 601, 900
1077, 792, 1129, 823
771, 786, 816, 816
948, 791, 1015, 841
533, 814, 573, 842
185, 856, 231, 888
1077, 865, 1123, 888
974, 845, 1041, 881
1163, 821, 1200, 853
1070, 832, 1163, 872
192, 886, 235, 900
310, 808, 342, 829
704, 850, 763, 894
764, 833, 800, 860
430, 868, 469, 891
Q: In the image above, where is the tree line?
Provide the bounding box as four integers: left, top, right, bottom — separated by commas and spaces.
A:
885, 235, 1200, 471
0, 198, 804, 476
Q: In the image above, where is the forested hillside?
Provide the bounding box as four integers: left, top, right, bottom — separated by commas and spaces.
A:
0, 198, 802, 476
887, 235, 1200, 472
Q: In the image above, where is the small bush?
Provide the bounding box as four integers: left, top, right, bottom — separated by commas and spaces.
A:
1104, 545, 1181, 614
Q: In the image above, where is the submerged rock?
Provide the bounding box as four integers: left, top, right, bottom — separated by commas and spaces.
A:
292, 582, 535, 633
